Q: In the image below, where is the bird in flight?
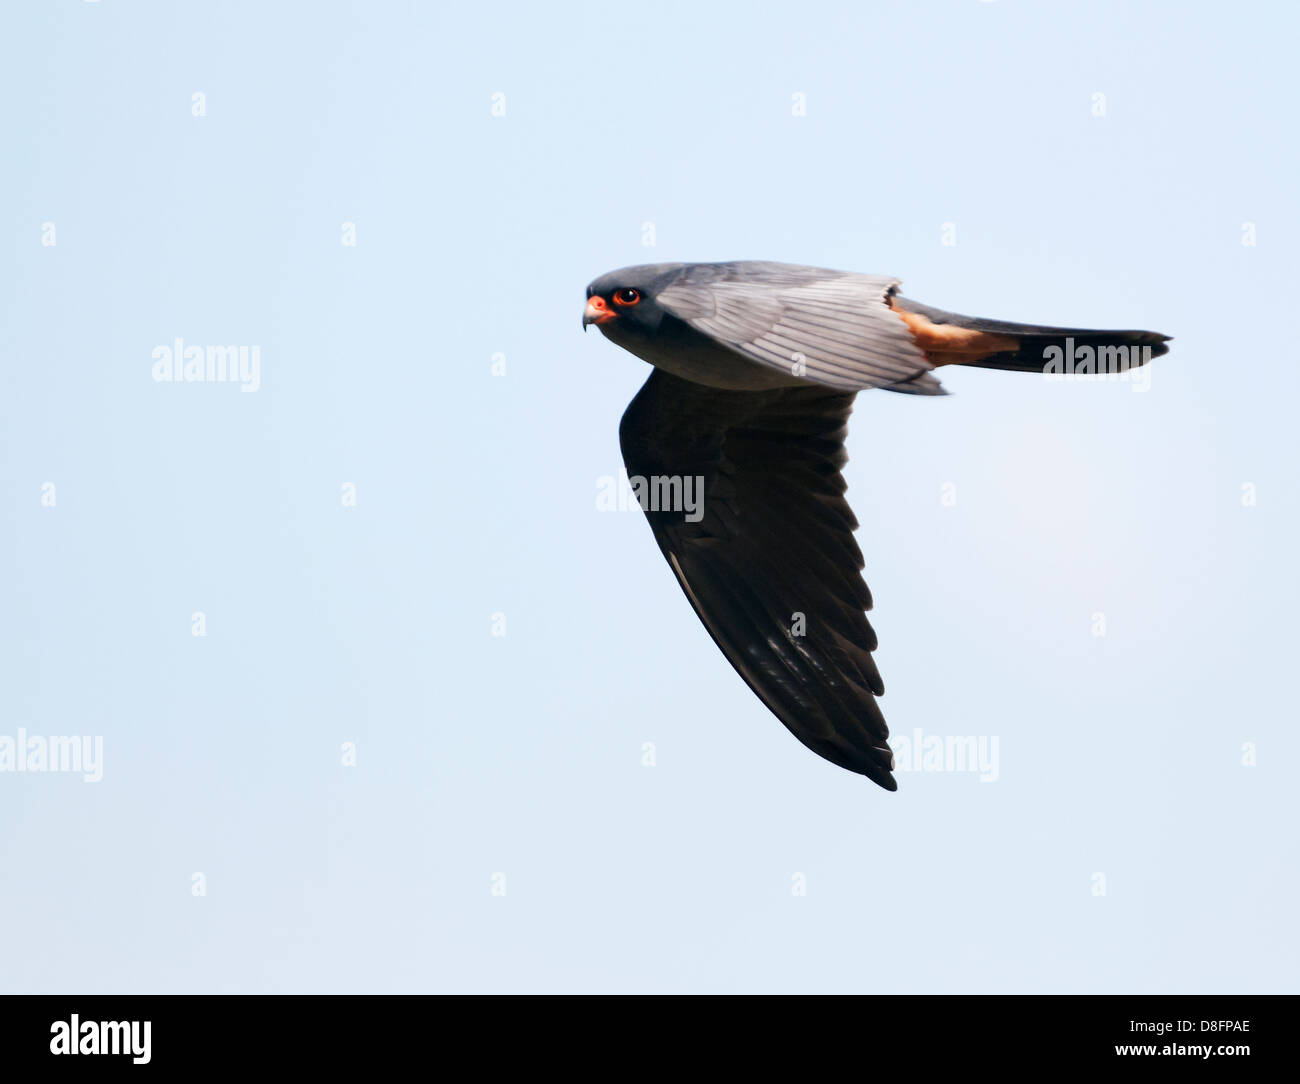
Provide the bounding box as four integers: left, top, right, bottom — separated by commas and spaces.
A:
584, 261, 1169, 790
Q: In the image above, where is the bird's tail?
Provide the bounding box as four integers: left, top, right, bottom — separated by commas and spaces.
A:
889, 295, 1171, 374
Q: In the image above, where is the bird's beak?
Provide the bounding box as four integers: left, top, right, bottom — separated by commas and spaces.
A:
583, 295, 615, 330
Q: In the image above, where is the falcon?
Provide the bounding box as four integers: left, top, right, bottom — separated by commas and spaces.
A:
584, 261, 1169, 790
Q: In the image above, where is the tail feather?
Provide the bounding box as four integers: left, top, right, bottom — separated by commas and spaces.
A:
891, 296, 1171, 373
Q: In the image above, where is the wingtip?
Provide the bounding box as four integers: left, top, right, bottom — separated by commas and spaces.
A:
869, 753, 900, 792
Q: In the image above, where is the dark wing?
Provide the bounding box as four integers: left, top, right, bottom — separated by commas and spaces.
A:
619, 368, 896, 789
654, 262, 933, 393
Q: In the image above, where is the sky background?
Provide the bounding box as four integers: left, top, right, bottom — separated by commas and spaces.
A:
1, 0, 1296, 993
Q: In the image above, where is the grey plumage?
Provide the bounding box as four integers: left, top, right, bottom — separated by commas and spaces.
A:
656, 262, 928, 392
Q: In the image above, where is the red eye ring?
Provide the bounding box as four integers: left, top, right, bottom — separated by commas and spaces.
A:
612, 288, 640, 307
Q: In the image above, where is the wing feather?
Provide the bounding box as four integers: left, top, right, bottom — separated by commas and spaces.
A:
619, 368, 897, 788
656, 263, 931, 392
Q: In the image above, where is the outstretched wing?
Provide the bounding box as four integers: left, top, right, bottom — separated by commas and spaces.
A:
619, 367, 896, 789
655, 261, 932, 393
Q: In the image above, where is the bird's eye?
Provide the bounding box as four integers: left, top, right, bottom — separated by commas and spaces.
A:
612, 288, 641, 307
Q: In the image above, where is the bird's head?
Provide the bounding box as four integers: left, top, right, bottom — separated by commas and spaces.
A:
583, 263, 685, 338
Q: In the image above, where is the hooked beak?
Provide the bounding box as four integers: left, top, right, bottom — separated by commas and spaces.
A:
583, 295, 615, 330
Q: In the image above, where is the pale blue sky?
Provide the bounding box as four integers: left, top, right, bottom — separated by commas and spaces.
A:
1, 0, 1296, 992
